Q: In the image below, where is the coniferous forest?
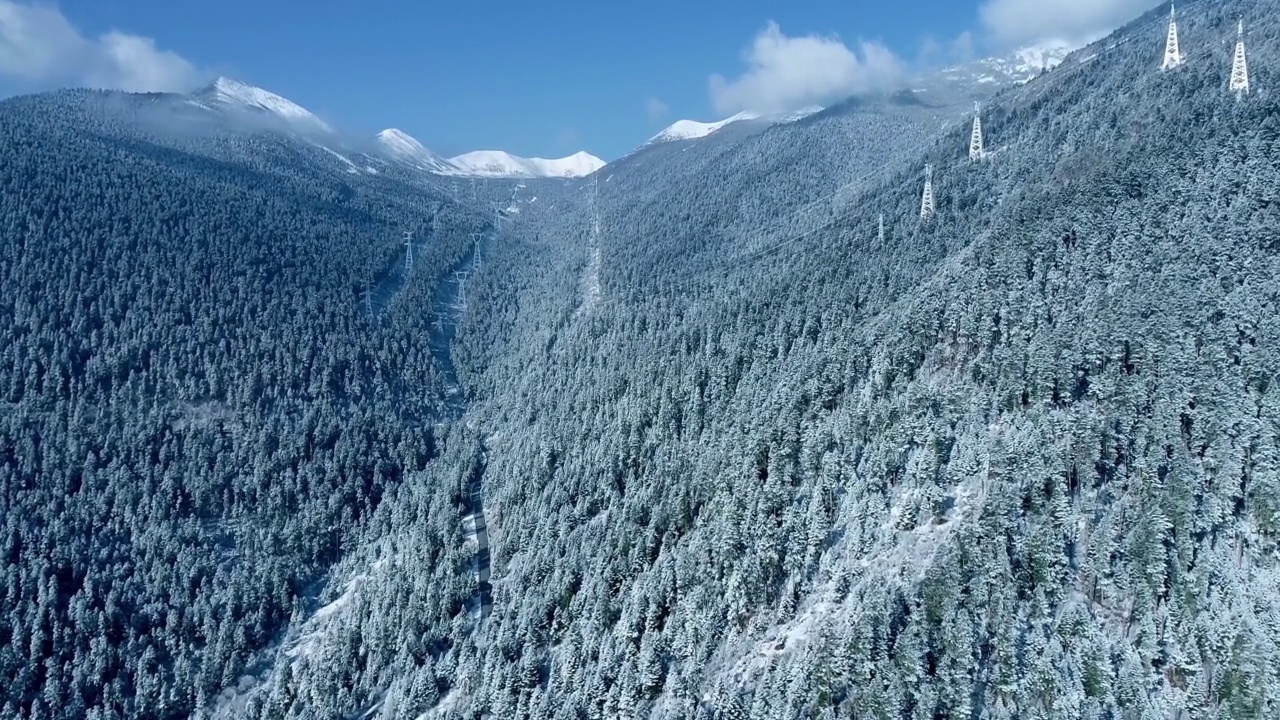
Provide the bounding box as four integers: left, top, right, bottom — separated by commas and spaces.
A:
2, 0, 1280, 719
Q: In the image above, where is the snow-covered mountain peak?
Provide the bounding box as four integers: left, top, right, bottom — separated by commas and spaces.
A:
554, 151, 608, 177
1009, 41, 1074, 76
648, 111, 759, 145
193, 76, 332, 132
446, 150, 605, 179
644, 106, 821, 148
377, 128, 426, 154
374, 128, 459, 174
940, 42, 1075, 88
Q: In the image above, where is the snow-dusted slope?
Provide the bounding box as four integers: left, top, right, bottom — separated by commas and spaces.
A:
644, 107, 822, 147
192, 77, 332, 133
1009, 41, 1074, 74
447, 150, 605, 179
940, 41, 1074, 88
649, 111, 759, 144
375, 128, 459, 174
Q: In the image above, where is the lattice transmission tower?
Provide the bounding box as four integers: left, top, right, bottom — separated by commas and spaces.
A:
403, 230, 415, 273
920, 164, 936, 221
1230, 19, 1250, 94
1162, 3, 1183, 71
969, 102, 985, 161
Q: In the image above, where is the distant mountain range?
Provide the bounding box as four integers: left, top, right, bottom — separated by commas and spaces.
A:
184, 41, 1072, 181
447, 150, 606, 179
186, 76, 604, 179
636, 41, 1072, 153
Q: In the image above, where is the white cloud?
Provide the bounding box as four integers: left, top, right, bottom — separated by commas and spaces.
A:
709, 22, 902, 117
0, 1, 198, 93
645, 96, 668, 124
979, 0, 1162, 48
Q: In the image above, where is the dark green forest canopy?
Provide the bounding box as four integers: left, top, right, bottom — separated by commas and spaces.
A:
3, 0, 1280, 718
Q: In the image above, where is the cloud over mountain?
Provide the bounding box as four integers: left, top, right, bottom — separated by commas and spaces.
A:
978, 0, 1163, 47
709, 21, 902, 116
0, 0, 198, 92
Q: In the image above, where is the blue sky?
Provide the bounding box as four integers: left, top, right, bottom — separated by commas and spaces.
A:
0, 0, 1158, 160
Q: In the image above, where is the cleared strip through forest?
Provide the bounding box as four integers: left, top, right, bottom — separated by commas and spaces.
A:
425, 228, 493, 620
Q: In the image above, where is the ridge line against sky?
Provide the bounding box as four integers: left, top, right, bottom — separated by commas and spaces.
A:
0, 0, 1163, 160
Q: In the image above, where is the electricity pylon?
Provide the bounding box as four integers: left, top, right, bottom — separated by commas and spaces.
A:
920, 164, 936, 221
403, 230, 414, 273
1162, 3, 1183, 70
1230, 19, 1250, 94
969, 102, 985, 161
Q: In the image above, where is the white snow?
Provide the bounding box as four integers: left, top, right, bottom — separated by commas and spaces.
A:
195, 77, 332, 132
375, 128, 460, 174
446, 150, 605, 179
318, 145, 360, 174
377, 128, 430, 157
1014, 40, 1074, 73
644, 106, 821, 147
649, 111, 760, 144
576, 246, 602, 316
939, 41, 1074, 89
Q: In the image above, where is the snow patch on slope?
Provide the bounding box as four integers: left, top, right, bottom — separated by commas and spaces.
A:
447, 150, 605, 178
318, 145, 361, 174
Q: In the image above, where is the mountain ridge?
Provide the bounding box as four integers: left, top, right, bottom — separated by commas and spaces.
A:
447, 149, 606, 178
191, 76, 333, 133
374, 127, 459, 175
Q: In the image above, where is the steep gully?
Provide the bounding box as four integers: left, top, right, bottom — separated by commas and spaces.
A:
425, 230, 493, 620
210, 227, 497, 716
367, 223, 493, 620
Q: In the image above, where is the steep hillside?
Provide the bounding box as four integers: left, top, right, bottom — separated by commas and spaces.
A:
2, 0, 1279, 719
0, 89, 488, 720
226, 0, 1280, 718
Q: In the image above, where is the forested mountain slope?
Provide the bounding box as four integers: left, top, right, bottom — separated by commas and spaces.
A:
246, 0, 1280, 718
0, 89, 488, 720
596, 92, 965, 276
592, 43, 1050, 278
3, 0, 1280, 719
